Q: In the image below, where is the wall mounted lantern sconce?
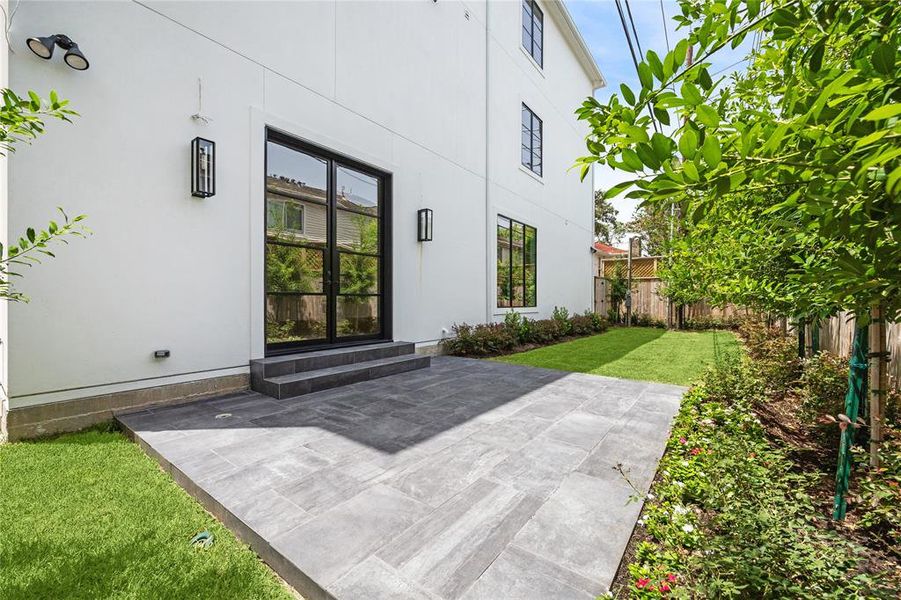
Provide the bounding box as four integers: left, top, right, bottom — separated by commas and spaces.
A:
417, 208, 433, 242
26, 34, 90, 70
191, 137, 216, 198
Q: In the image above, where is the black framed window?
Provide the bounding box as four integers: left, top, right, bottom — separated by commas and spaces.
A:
521, 104, 543, 177
497, 215, 537, 308
522, 0, 543, 67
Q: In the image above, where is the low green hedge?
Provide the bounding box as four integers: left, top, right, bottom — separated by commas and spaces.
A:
441, 308, 608, 357
620, 353, 899, 598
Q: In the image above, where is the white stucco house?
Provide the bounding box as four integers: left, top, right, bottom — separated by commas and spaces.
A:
1, 0, 604, 439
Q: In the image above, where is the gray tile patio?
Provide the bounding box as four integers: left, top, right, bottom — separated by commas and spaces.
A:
118, 356, 684, 600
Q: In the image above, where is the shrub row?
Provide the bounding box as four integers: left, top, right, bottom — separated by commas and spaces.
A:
624, 354, 899, 598
442, 308, 608, 357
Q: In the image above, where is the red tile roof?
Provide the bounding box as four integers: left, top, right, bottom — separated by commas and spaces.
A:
594, 242, 628, 255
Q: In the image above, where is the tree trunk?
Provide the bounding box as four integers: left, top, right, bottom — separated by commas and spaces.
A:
869, 304, 886, 468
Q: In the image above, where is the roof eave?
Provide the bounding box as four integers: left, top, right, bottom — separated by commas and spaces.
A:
545, 0, 606, 91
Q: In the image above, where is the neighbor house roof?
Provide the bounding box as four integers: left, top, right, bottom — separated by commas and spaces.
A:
594, 242, 628, 255
546, 1, 606, 90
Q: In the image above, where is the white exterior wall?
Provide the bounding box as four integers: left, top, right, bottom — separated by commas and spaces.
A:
7, 0, 599, 410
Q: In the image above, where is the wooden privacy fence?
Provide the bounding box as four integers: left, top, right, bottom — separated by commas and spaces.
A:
819, 312, 901, 385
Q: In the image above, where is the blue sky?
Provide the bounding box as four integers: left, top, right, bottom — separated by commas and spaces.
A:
565, 0, 752, 231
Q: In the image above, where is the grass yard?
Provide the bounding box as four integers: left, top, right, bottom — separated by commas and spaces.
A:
495, 326, 739, 386
0, 426, 294, 600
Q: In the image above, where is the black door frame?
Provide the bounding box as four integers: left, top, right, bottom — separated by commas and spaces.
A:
264, 127, 393, 356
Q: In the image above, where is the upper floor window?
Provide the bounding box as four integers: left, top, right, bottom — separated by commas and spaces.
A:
521, 104, 543, 177
522, 0, 543, 67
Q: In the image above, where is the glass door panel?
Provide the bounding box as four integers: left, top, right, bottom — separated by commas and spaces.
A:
265, 131, 388, 353
335, 165, 381, 340
265, 140, 329, 348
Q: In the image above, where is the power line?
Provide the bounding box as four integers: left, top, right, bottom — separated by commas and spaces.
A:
614, 0, 660, 133
624, 0, 644, 59
659, 0, 671, 54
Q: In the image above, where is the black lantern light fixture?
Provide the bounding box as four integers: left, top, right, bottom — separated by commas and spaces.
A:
417, 208, 433, 242
26, 34, 89, 70
191, 137, 216, 198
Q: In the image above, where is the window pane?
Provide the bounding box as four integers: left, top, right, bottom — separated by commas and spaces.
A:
337, 210, 379, 254
337, 166, 379, 216
512, 222, 525, 307
267, 195, 327, 247
266, 142, 328, 206
337, 296, 380, 336
266, 244, 324, 293
497, 216, 511, 307
266, 294, 326, 343
339, 252, 379, 294
525, 226, 537, 306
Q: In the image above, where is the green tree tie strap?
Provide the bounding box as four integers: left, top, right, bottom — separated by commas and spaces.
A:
833, 323, 868, 520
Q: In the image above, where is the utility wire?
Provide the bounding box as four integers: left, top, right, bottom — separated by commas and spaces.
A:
614, 0, 660, 133
624, 0, 644, 59
659, 0, 671, 54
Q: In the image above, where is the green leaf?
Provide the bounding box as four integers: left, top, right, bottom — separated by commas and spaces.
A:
678, 129, 698, 159
682, 160, 699, 182
621, 149, 644, 171
681, 82, 703, 106
702, 135, 721, 166
698, 68, 713, 91
651, 133, 674, 162
635, 143, 661, 170
872, 43, 896, 75
620, 83, 636, 106
696, 104, 720, 128
26, 228, 36, 243
638, 63, 654, 90
862, 104, 901, 121
808, 38, 825, 72
653, 106, 671, 126
647, 50, 664, 82
674, 39, 688, 67
624, 125, 650, 143
602, 180, 635, 199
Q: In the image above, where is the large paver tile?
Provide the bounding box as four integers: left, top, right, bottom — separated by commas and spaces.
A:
512, 471, 639, 588
541, 410, 618, 451
271, 484, 431, 589
460, 545, 602, 600
378, 478, 542, 599
332, 557, 439, 600
487, 437, 588, 499
385, 438, 510, 507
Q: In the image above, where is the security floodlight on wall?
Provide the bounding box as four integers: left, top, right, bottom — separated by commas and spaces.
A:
417, 208, 433, 242
26, 34, 90, 70
191, 137, 216, 198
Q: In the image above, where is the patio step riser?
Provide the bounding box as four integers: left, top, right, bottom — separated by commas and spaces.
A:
251, 341, 415, 385
269, 355, 430, 400
250, 343, 429, 401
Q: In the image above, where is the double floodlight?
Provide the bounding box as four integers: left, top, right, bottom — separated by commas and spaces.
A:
26, 34, 89, 70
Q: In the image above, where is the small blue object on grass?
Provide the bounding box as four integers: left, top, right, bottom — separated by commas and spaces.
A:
190, 530, 214, 549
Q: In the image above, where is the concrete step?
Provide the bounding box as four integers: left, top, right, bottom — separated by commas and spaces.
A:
250, 341, 415, 388
257, 353, 431, 400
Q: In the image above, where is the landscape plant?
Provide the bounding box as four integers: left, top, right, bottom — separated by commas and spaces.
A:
576, 0, 900, 501
1, 88, 87, 301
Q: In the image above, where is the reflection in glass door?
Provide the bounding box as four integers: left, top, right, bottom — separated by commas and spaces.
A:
264, 130, 389, 354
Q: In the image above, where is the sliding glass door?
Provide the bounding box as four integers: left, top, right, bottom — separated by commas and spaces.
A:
264, 130, 390, 354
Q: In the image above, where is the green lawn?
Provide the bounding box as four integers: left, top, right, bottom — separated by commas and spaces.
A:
495, 326, 739, 386
0, 426, 294, 600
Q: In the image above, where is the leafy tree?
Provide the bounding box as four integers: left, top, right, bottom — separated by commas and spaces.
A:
593, 189, 622, 245
574, 0, 900, 510
575, 0, 900, 322
1, 89, 87, 301
625, 202, 672, 257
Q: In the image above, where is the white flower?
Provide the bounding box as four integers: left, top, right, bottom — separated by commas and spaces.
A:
675, 481, 685, 487
682, 523, 695, 533
647, 492, 655, 500
673, 505, 688, 515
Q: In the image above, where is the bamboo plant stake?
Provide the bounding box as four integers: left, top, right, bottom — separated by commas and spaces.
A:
869, 304, 886, 469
